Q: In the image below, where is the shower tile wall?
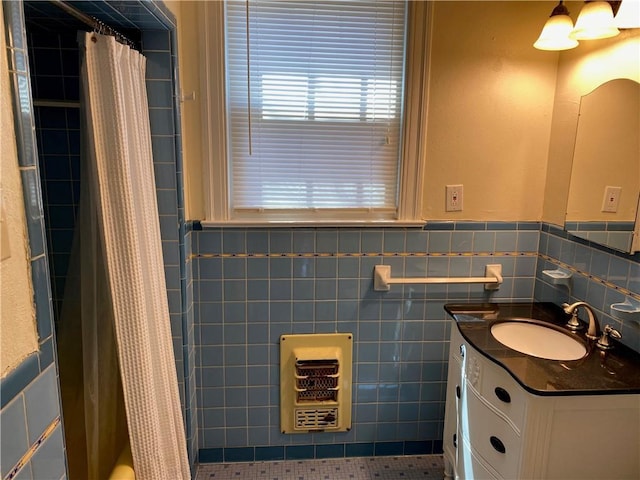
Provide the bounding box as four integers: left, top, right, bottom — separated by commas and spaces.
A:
192, 222, 542, 462
1, 2, 66, 479
28, 27, 80, 320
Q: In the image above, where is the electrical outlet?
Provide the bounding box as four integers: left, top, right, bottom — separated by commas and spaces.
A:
446, 184, 463, 212
601, 186, 622, 213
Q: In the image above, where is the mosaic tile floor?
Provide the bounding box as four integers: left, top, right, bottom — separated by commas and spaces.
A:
196, 455, 444, 480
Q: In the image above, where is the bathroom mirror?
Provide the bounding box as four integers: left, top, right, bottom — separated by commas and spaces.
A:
564, 79, 640, 253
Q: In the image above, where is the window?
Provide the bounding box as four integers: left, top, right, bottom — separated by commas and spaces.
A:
200, 1, 431, 225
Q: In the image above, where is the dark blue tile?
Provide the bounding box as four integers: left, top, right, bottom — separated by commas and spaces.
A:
151, 135, 177, 163
285, 445, 315, 460
61, 50, 79, 77
374, 441, 403, 456
404, 440, 432, 455
34, 76, 65, 101
223, 447, 254, 462
40, 130, 70, 155
31, 49, 63, 76
432, 440, 444, 454
517, 221, 541, 230
565, 221, 579, 231
38, 337, 55, 369
0, 354, 39, 408
47, 205, 76, 229
198, 448, 223, 463
66, 108, 80, 129
10, 49, 28, 74
63, 76, 79, 101
145, 51, 172, 80
423, 221, 455, 231
486, 222, 517, 230
32, 255, 53, 340
609, 222, 635, 231
315, 443, 345, 459
346, 442, 374, 457
456, 221, 484, 231
580, 222, 606, 231
4, 1, 27, 50
147, 80, 173, 108
142, 30, 171, 51
149, 108, 174, 135
255, 446, 284, 461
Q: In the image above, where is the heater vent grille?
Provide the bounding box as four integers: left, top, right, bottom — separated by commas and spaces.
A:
295, 360, 339, 402
295, 407, 339, 430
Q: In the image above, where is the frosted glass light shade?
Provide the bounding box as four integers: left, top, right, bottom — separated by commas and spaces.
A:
614, 0, 640, 28
534, 14, 579, 50
571, 1, 620, 40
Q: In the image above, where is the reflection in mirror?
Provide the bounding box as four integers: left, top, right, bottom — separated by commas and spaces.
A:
565, 79, 640, 253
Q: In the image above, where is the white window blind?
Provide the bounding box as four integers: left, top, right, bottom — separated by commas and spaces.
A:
225, 0, 407, 217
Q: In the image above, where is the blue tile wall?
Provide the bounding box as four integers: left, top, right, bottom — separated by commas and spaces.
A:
193, 222, 542, 461
535, 224, 640, 352
28, 25, 80, 320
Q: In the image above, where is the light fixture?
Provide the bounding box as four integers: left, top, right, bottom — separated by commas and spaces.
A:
534, 1, 579, 51
570, 1, 620, 40
614, 0, 640, 28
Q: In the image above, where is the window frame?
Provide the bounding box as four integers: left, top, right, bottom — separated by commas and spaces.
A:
198, 1, 432, 226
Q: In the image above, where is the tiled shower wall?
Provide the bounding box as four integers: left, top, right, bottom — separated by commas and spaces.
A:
192, 222, 542, 462
28, 27, 80, 321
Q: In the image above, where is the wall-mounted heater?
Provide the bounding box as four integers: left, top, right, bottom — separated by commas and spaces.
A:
280, 333, 353, 434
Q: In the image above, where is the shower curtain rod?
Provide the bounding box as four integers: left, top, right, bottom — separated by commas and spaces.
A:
49, 0, 137, 49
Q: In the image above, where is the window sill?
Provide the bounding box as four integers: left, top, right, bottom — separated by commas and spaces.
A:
198, 219, 426, 229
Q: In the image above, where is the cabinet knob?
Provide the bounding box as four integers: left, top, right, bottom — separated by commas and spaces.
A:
456, 385, 461, 399
494, 386, 511, 403
490, 436, 506, 454
453, 433, 457, 448
459, 344, 465, 358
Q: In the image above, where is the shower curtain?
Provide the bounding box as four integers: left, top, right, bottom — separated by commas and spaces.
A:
62, 32, 190, 479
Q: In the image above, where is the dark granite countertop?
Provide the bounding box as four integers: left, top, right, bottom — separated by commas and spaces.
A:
444, 302, 640, 396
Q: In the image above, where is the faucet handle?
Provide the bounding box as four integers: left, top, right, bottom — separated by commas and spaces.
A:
564, 308, 583, 331
597, 324, 622, 350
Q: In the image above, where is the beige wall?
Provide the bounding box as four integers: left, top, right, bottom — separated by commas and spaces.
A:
542, 20, 640, 226
170, 1, 638, 224
423, 1, 557, 221
1, 2, 39, 378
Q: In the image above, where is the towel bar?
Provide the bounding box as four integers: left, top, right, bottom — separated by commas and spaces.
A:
373, 264, 502, 291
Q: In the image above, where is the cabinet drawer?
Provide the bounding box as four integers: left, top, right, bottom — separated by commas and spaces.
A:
464, 385, 522, 480
459, 436, 500, 480
480, 358, 527, 431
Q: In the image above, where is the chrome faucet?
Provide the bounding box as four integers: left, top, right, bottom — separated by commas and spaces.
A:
562, 302, 600, 339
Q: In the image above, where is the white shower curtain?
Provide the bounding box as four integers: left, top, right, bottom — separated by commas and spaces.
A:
77, 32, 190, 479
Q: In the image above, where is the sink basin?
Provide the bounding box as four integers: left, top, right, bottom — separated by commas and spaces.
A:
491, 320, 587, 361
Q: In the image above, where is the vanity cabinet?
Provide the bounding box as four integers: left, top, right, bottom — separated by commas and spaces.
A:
444, 325, 640, 480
